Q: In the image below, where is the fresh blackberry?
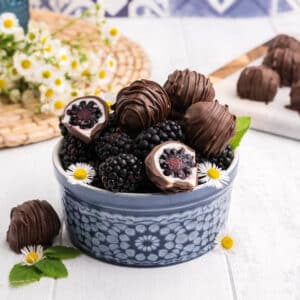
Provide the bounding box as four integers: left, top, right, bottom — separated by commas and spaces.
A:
58, 121, 68, 136
94, 127, 133, 163
197, 145, 234, 170
59, 135, 93, 169
133, 120, 184, 159
99, 154, 144, 192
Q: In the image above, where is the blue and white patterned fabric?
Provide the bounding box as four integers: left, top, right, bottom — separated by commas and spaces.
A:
31, 0, 300, 17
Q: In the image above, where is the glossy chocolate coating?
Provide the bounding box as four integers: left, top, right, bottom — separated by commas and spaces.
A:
115, 79, 171, 134
237, 66, 280, 103
184, 101, 236, 157
268, 34, 300, 53
163, 69, 215, 112
263, 48, 300, 86
7, 200, 61, 253
289, 81, 300, 111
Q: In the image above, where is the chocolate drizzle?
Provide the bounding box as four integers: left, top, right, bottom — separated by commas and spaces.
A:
268, 34, 300, 53
237, 66, 280, 103
115, 79, 171, 133
184, 101, 236, 157
263, 48, 300, 86
163, 69, 215, 113
7, 200, 61, 253
289, 81, 300, 112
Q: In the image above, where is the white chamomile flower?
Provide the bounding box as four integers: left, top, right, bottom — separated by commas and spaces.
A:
51, 75, 66, 92
21, 245, 44, 266
66, 163, 96, 185
38, 65, 56, 84
39, 85, 56, 103
102, 24, 120, 45
13, 53, 35, 77
26, 27, 40, 43
58, 48, 71, 67
198, 161, 229, 189
214, 228, 236, 254
106, 55, 116, 72
69, 88, 85, 99
49, 98, 66, 116
97, 68, 111, 84
0, 13, 19, 34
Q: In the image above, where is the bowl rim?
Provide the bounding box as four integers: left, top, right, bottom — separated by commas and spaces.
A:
52, 138, 239, 197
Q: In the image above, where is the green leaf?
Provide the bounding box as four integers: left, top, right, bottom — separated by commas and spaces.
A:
230, 116, 251, 150
35, 258, 68, 279
9, 264, 42, 287
44, 246, 81, 260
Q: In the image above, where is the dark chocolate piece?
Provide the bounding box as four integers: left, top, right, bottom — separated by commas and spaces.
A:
114, 79, 171, 134
145, 141, 197, 193
62, 96, 109, 143
268, 34, 300, 53
7, 200, 61, 253
164, 69, 215, 113
237, 65, 280, 103
184, 100, 236, 157
289, 81, 300, 112
263, 48, 300, 86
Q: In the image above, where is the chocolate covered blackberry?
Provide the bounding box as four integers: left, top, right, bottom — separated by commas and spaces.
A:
263, 48, 300, 86
289, 81, 300, 112
59, 134, 93, 169
94, 127, 133, 163
145, 141, 197, 193
164, 69, 215, 113
197, 145, 234, 170
61, 96, 109, 143
237, 66, 280, 103
133, 120, 184, 159
99, 154, 145, 192
268, 34, 300, 53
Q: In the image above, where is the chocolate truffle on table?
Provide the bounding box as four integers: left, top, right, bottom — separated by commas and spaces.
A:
289, 81, 300, 111
114, 79, 171, 134
164, 69, 215, 113
7, 200, 61, 253
268, 34, 300, 53
61, 96, 109, 144
237, 65, 280, 103
145, 141, 198, 193
263, 48, 300, 86
184, 100, 236, 157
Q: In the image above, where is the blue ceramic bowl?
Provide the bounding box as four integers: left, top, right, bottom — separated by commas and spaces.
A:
53, 139, 238, 267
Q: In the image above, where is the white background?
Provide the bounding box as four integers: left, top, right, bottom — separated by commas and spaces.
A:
1, 13, 300, 300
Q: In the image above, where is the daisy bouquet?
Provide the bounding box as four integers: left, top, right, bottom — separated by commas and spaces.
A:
0, 0, 119, 116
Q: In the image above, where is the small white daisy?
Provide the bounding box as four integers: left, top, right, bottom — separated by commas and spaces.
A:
21, 245, 44, 266
66, 163, 96, 185
198, 161, 229, 189
102, 24, 120, 45
49, 98, 66, 116
0, 13, 19, 35
214, 228, 236, 254
13, 53, 35, 77
105, 55, 116, 72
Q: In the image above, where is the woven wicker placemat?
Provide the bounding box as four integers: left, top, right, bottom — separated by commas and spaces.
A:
0, 9, 151, 149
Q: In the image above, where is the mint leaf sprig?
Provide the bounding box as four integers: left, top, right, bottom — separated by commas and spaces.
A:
230, 116, 251, 150
9, 246, 81, 287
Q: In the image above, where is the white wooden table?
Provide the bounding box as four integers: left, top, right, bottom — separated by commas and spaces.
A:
1, 14, 300, 300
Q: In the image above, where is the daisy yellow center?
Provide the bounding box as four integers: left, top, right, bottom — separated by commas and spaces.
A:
73, 168, 88, 180
71, 61, 78, 70
109, 27, 118, 37
4, 19, 14, 28
26, 251, 39, 264
45, 45, 52, 52
108, 60, 114, 68
45, 89, 54, 98
55, 78, 62, 86
94, 89, 101, 96
28, 32, 36, 41
99, 70, 106, 79
21, 59, 31, 69
12, 68, 18, 76
54, 100, 64, 110
221, 236, 234, 250
71, 91, 78, 97
82, 69, 90, 77
0, 79, 7, 89
207, 168, 220, 179
106, 101, 113, 112
41, 36, 48, 44
42, 70, 52, 79
60, 54, 68, 61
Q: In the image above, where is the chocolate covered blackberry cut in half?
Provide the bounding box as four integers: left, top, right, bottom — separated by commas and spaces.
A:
61, 96, 109, 143
237, 66, 280, 103
145, 141, 198, 193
